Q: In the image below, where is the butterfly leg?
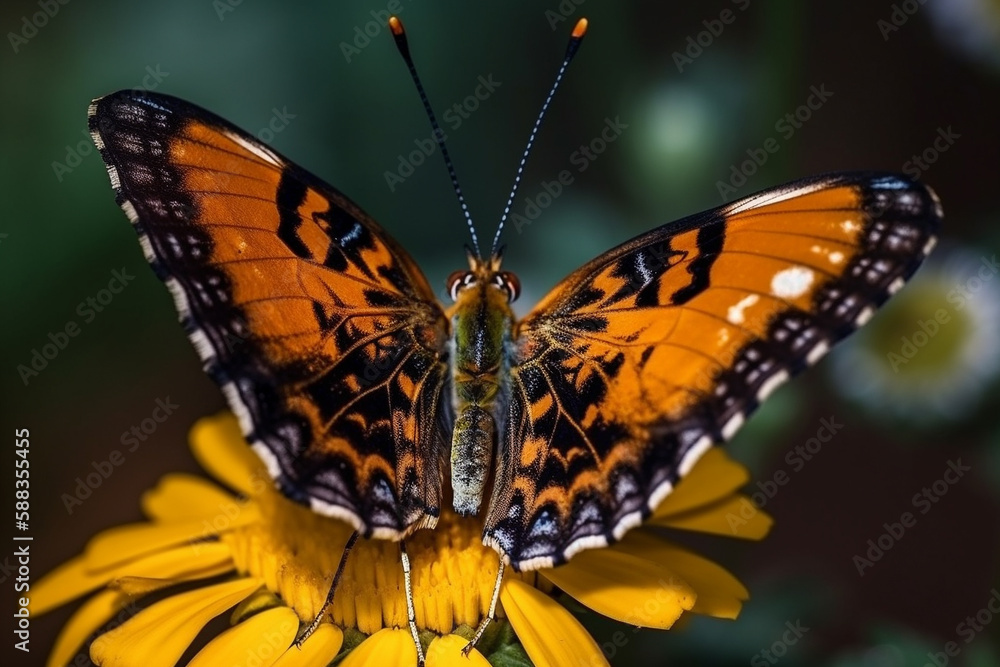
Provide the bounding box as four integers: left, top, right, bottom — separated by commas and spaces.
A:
294, 530, 359, 647
399, 540, 426, 666
463, 557, 505, 656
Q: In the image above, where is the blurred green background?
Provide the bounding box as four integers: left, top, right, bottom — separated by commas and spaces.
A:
2, 0, 1000, 665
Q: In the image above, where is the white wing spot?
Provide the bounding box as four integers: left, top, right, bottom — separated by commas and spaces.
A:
806, 340, 830, 366
771, 266, 814, 299
811, 245, 844, 265
646, 480, 674, 512
841, 219, 861, 234
756, 369, 789, 402
517, 555, 555, 571
612, 510, 644, 540
563, 535, 610, 561
721, 412, 745, 439
855, 306, 875, 326
226, 130, 283, 167
678, 436, 713, 477
107, 164, 122, 190
923, 236, 938, 256
727, 294, 759, 325
251, 441, 283, 480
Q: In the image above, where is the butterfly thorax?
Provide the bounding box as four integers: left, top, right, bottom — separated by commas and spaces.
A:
446, 261, 520, 516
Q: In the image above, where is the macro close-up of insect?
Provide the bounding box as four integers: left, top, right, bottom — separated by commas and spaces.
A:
5, 3, 999, 666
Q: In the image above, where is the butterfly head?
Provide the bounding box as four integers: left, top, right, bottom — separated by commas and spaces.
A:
446, 247, 520, 305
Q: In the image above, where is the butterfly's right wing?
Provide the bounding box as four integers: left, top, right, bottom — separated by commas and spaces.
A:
484, 172, 941, 569
90, 90, 451, 537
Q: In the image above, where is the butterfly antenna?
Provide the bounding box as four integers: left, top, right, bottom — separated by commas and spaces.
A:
490, 18, 588, 259
389, 16, 482, 260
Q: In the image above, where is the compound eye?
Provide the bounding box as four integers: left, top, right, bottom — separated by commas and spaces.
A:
446, 271, 476, 301
498, 272, 520, 303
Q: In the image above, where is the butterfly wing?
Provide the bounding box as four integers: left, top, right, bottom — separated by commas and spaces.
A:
89, 90, 451, 538
484, 172, 941, 569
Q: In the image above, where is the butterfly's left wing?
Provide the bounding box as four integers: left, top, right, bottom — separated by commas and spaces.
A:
484, 172, 941, 570
89, 90, 451, 538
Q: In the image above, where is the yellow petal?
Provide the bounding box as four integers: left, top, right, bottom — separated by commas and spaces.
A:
188, 606, 299, 667
501, 577, 609, 667
90, 577, 262, 667
141, 472, 243, 521
32, 542, 234, 616
542, 548, 695, 629
425, 635, 490, 667
652, 447, 750, 519
31, 556, 107, 617
425, 634, 492, 667
339, 628, 418, 667
232, 587, 286, 624
112, 575, 216, 598
272, 624, 344, 667
46, 590, 127, 667
190, 412, 269, 496
620, 532, 749, 618
651, 494, 773, 540
84, 506, 258, 570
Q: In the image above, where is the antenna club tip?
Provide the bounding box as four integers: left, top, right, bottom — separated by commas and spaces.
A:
572, 18, 588, 38
389, 15, 404, 36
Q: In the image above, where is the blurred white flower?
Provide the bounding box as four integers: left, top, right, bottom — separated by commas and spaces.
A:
927, 0, 1000, 70
830, 246, 1000, 422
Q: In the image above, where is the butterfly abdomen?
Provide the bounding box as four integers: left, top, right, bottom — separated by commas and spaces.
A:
451, 405, 496, 515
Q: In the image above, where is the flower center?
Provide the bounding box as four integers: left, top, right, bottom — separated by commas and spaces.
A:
222, 486, 543, 635
865, 282, 973, 375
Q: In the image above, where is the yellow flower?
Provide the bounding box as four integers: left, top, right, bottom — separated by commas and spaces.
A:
34, 412, 772, 667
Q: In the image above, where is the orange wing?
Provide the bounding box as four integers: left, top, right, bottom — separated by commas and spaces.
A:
484, 173, 941, 569
89, 90, 451, 538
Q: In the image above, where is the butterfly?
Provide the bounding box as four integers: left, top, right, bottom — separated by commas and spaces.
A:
88, 18, 940, 586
